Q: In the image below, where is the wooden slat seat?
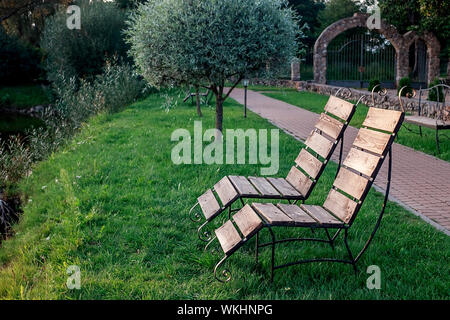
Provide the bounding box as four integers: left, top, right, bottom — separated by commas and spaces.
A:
252, 203, 293, 225
248, 177, 281, 197
233, 205, 263, 238
266, 178, 302, 198
405, 115, 450, 130
300, 204, 344, 226
198, 189, 221, 220
215, 220, 242, 255
276, 204, 317, 225
214, 176, 239, 207
228, 176, 260, 197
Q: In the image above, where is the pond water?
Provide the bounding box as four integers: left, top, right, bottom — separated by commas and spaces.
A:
0, 113, 45, 143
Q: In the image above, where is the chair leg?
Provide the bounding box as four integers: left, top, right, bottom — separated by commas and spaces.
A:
344, 229, 357, 274
325, 229, 334, 250
267, 226, 276, 282
436, 129, 441, 154
255, 232, 259, 264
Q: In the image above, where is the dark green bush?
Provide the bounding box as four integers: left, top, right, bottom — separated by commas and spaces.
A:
397, 77, 412, 96
0, 27, 42, 85
41, 0, 129, 83
368, 79, 381, 92
428, 79, 445, 102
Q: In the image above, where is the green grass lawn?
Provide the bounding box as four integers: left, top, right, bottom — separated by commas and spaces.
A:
0, 91, 448, 299
0, 85, 50, 109
262, 89, 450, 162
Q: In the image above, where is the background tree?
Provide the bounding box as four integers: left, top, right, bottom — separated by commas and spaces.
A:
0, 0, 71, 46
288, 0, 325, 47
41, 0, 129, 83
318, 0, 362, 31
378, 0, 449, 74
126, 0, 300, 133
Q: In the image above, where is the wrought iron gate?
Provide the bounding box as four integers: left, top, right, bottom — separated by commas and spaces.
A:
327, 30, 396, 88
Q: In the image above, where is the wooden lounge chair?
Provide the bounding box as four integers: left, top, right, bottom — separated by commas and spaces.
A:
190, 91, 358, 243
183, 87, 212, 105
399, 84, 450, 154
210, 105, 404, 282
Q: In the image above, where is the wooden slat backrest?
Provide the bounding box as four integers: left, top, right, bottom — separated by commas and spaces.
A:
343, 148, 380, 177
285, 166, 314, 197
305, 131, 334, 159
333, 167, 369, 200
323, 189, 358, 224
295, 149, 322, 179
324, 96, 355, 121
362, 108, 403, 132
323, 107, 405, 225
288, 96, 356, 199
353, 128, 391, 155
315, 113, 344, 140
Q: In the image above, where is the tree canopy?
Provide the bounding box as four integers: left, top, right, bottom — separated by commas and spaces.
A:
41, 0, 129, 83
126, 0, 300, 132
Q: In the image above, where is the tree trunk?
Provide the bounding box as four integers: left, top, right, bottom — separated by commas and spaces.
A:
215, 93, 223, 134
195, 85, 202, 117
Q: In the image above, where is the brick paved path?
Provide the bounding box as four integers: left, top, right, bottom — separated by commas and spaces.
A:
229, 88, 450, 234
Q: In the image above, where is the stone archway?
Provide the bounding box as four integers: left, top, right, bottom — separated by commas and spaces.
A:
314, 13, 440, 85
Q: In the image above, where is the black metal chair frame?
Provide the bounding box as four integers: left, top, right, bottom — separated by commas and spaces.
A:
190, 88, 362, 246
210, 147, 393, 283
183, 86, 213, 105
209, 90, 405, 283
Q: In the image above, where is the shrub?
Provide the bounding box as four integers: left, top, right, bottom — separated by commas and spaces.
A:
0, 27, 42, 85
428, 79, 445, 102
398, 77, 412, 96
368, 79, 381, 92
41, 0, 129, 83
0, 61, 146, 193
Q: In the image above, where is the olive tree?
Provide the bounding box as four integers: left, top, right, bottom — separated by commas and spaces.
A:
126, 0, 300, 133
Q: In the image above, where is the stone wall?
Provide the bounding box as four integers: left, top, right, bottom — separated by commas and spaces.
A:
248, 78, 445, 119
297, 82, 445, 119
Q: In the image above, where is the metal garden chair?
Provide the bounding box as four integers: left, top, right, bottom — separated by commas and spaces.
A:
189, 89, 359, 244
209, 101, 405, 282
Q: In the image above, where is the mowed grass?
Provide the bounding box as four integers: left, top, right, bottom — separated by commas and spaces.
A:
262, 89, 450, 161
0, 91, 448, 299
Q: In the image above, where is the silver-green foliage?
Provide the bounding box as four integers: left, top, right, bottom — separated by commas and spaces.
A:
41, 0, 129, 83
126, 0, 300, 88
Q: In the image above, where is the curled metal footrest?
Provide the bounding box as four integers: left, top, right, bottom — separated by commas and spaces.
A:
189, 202, 202, 223
198, 222, 213, 242
214, 256, 232, 283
